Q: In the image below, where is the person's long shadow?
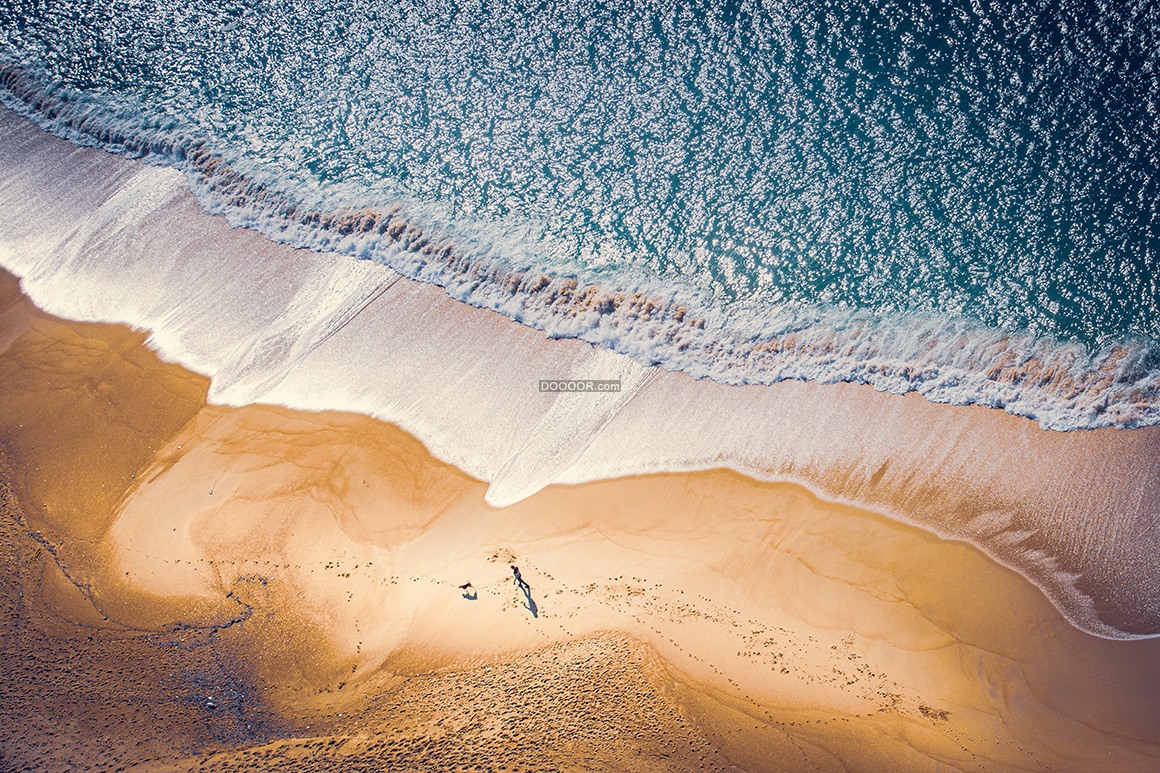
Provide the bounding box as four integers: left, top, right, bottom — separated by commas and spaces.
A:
519, 584, 539, 618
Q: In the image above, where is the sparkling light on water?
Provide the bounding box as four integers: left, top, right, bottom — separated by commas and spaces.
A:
1, 0, 1157, 427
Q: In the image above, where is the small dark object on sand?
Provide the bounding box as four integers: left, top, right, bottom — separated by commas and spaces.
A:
511, 565, 530, 592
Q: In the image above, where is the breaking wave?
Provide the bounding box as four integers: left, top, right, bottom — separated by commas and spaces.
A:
0, 52, 1157, 430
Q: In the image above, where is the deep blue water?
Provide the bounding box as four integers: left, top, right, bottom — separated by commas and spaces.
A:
1, 0, 1157, 427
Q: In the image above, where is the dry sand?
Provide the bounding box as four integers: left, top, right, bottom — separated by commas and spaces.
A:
2, 268, 1159, 771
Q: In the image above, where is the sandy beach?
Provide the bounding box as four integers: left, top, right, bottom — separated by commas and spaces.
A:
2, 1, 1158, 768
2, 267, 1159, 771
0, 106, 1156, 647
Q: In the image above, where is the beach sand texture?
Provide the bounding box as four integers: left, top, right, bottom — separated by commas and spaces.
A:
2, 269, 1159, 771
1, 99, 1159, 771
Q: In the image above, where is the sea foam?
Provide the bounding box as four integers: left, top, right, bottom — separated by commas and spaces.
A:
1, 61, 1157, 433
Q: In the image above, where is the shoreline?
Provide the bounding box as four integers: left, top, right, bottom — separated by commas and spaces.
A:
0, 107, 1156, 640
0, 71, 1156, 435
2, 268, 1159, 770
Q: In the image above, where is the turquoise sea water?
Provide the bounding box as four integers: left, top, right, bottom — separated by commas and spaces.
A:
1, 0, 1157, 428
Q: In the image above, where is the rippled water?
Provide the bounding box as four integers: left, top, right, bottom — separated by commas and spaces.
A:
1, 0, 1157, 427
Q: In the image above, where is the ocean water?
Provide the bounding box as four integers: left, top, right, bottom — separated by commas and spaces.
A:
0, 0, 1157, 429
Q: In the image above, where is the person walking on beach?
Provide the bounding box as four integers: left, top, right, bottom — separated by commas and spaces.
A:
510, 564, 538, 617
511, 565, 530, 593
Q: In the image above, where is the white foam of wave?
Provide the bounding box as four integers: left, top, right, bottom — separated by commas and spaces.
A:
0, 107, 1157, 641
1, 64, 1157, 433
187, 172, 1160, 433
0, 110, 659, 505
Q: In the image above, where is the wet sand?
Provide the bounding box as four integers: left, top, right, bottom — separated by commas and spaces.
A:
2, 269, 1158, 771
